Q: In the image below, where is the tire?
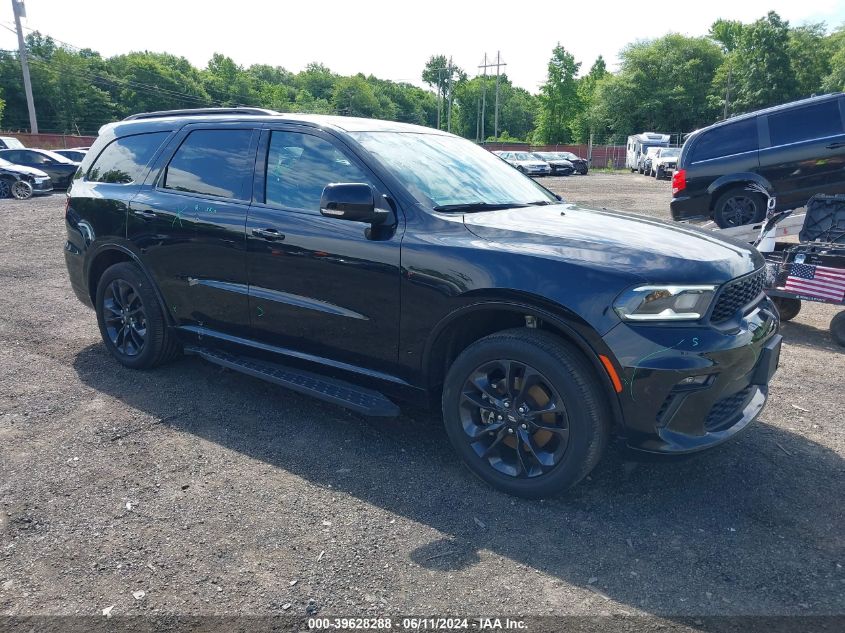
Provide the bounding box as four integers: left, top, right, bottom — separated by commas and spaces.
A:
713, 187, 766, 228
95, 262, 181, 369
656, 166, 664, 180
830, 311, 845, 347
772, 296, 801, 322
517, 166, 525, 174
441, 328, 610, 498
10, 179, 33, 200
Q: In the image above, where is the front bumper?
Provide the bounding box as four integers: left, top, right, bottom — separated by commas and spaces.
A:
32, 178, 53, 194
602, 296, 781, 454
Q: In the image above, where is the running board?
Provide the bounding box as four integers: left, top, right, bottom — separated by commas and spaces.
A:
184, 346, 400, 417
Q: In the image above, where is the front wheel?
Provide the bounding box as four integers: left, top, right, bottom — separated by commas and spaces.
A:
830, 311, 845, 347
95, 262, 181, 369
441, 329, 609, 498
9, 179, 33, 200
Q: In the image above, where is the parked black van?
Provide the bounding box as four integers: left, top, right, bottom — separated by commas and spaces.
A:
671, 93, 845, 228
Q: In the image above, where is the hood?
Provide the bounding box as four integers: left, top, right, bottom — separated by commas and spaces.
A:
462, 203, 761, 284
547, 160, 573, 167
0, 163, 48, 178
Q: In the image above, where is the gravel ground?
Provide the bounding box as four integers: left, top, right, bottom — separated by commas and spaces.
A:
0, 175, 843, 623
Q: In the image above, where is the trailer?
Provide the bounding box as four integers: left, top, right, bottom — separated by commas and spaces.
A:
625, 132, 670, 173
704, 193, 845, 345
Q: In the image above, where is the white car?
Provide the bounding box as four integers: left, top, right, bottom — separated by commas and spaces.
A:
650, 147, 680, 180
496, 151, 551, 177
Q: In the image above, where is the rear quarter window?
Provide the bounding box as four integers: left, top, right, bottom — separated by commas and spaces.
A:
87, 132, 170, 184
690, 118, 758, 163
767, 99, 844, 147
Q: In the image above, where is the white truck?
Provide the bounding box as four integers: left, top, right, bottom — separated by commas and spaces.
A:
625, 132, 670, 173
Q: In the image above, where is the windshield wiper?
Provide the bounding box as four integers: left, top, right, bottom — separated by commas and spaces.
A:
526, 200, 555, 206
432, 202, 531, 213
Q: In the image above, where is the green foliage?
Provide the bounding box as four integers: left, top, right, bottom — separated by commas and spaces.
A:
725, 12, 797, 113
0, 34, 438, 134
0, 15, 841, 142
570, 56, 609, 142
588, 34, 723, 140
534, 44, 580, 144
822, 26, 845, 92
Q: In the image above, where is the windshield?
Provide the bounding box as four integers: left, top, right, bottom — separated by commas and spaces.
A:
0, 138, 24, 149
41, 150, 76, 164
350, 132, 556, 209
513, 152, 535, 161
561, 152, 577, 160
659, 148, 680, 157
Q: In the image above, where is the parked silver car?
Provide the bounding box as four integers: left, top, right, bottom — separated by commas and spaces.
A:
496, 151, 551, 176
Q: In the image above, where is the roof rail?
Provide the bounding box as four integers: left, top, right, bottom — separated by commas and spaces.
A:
123, 107, 279, 121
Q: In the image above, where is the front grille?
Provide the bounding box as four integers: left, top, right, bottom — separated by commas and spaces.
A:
704, 385, 754, 431
710, 268, 766, 323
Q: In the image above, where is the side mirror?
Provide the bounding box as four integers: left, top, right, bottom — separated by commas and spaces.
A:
320, 183, 389, 224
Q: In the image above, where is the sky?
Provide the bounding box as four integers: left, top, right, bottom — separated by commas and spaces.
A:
2, 0, 844, 93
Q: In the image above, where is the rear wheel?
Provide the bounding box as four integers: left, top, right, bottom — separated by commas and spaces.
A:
713, 187, 766, 228
95, 262, 180, 369
441, 329, 609, 498
773, 296, 801, 322
830, 311, 845, 347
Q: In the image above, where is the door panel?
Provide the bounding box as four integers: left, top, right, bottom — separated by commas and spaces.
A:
759, 98, 845, 208
246, 127, 403, 373
127, 125, 258, 338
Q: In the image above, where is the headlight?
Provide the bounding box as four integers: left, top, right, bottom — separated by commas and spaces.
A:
614, 285, 717, 321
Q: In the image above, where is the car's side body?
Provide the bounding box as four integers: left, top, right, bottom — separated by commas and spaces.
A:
497, 151, 551, 176
671, 93, 845, 222
0, 159, 52, 196
0, 148, 79, 189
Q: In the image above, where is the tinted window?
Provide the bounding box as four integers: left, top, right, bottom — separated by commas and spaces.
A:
768, 100, 843, 147
164, 129, 254, 199
265, 131, 372, 213
88, 132, 169, 184
23, 151, 51, 164
690, 118, 758, 162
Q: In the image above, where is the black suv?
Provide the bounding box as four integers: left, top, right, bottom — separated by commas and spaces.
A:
671, 93, 845, 228
64, 108, 782, 498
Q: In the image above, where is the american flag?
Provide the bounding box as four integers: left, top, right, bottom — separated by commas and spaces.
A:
784, 262, 845, 302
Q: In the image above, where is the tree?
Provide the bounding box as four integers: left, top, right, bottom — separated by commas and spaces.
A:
571, 56, 609, 142
588, 35, 722, 140
332, 75, 380, 117
788, 23, 830, 97
421, 54, 463, 129
725, 12, 796, 113
534, 44, 580, 144
822, 26, 845, 91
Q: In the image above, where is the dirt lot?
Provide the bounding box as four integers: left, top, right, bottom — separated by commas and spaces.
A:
1, 174, 843, 623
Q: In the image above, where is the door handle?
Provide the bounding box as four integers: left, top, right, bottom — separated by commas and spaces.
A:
132, 209, 157, 220
252, 227, 285, 241
825, 142, 845, 149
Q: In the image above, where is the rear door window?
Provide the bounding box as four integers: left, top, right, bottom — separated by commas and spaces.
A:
767, 99, 843, 147
163, 129, 255, 200
690, 118, 758, 162
87, 132, 169, 184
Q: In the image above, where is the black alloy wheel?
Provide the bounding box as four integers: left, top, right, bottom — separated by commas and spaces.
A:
442, 329, 609, 498
459, 359, 570, 478
95, 262, 181, 369
714, 188, 766, 228
102, 278, 147, 357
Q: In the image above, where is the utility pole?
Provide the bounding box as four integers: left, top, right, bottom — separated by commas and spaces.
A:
446, 57, 453, 133
11, 0, 37, 133
478, 53, 489, 143
493, 51, 506, 141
